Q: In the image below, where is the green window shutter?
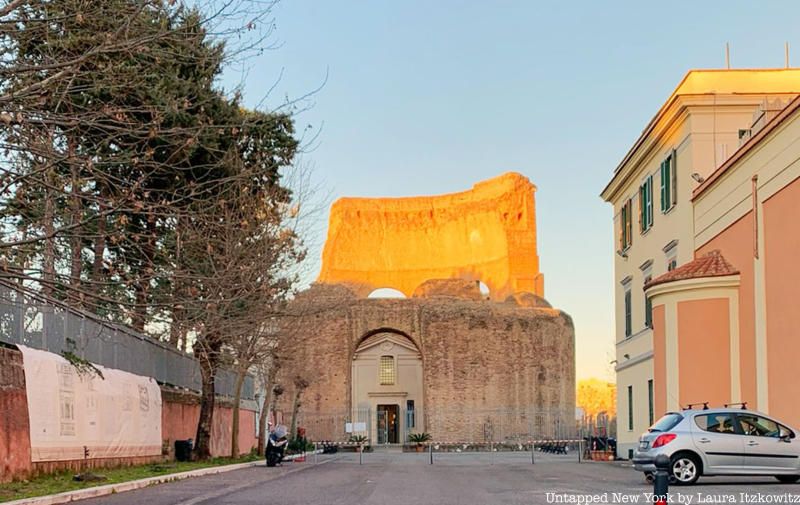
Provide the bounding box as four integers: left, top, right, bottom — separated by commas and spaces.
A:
660, 161, 666, 213
671, 150, 678, 206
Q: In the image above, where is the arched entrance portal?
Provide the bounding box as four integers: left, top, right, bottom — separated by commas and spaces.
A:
351, 330, 423, 445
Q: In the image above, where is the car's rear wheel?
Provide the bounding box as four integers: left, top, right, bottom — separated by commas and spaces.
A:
670, 453, 701, 485
775, 475, 800, 484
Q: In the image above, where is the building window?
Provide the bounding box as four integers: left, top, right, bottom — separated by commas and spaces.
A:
620, 198, 633, 251
648, 379, 654, 426
379, 355, 395, 385
627, 385, 634, 431
639, 175, 654, 233
406, 400, 415, 429
667, 257, 677, 271
660, 151, 677, 213
644, 276, 652, 329
624, 289, 632, 338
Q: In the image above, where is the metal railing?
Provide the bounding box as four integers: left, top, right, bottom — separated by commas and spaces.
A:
0, 283, 254, 400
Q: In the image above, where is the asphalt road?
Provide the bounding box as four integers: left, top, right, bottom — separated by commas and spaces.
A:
79, 451, 800, 505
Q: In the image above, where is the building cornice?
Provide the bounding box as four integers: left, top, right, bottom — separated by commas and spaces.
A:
615, 350, 654, 372
645, 275, 740, 299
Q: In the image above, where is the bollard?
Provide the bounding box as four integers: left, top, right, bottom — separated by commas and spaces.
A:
359, 443, 363, 465
429, 443, 433, 465
578, 439, 581, 463
530, 440, 535, 465
490, 441, 494, 465
314, 442, 318, 465
653, 454, 670, 504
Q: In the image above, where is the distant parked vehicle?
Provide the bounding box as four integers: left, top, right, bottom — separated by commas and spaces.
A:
633, 406, 800, 485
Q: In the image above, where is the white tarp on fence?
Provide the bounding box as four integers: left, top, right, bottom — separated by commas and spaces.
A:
19, 345, 162, 462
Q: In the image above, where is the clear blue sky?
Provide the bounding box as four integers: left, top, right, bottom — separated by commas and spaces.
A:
221, 0, 800, 382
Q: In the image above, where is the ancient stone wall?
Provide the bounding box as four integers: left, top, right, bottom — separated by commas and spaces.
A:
277, 283, 575, 443
318, 172, 544, 300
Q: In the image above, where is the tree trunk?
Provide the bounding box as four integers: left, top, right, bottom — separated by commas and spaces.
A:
256, 365, 278, 456
230, 368, 246, 458
42, 169, 56, 299
90, 182, 107, 310
193, 336, 221, 460
68, 153, 82, 308
288, 388, 302, 442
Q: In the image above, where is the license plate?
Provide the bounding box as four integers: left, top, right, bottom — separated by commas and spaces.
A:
639, 440, 649, 450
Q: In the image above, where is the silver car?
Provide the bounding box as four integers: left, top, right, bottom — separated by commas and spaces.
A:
633, 408, 800, 485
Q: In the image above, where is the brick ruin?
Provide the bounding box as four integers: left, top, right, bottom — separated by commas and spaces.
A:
276, 173, 575, 444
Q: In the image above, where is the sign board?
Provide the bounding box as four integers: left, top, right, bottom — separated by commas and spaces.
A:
345, 423, 353, 433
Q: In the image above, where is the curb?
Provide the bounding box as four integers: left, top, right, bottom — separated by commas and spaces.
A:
4, 452, 321, 505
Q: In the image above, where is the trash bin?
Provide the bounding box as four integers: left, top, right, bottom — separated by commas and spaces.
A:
175, 439, 193, 462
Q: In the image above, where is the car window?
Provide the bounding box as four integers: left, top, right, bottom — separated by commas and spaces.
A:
695, 413, 738, 434
649, 413, 683, 432
737, 414, 780, 438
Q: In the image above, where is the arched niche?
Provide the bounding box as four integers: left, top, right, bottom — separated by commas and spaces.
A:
350, 329, 423, 445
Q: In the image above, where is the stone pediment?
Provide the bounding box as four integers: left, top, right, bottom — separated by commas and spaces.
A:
355, 332, 419, 355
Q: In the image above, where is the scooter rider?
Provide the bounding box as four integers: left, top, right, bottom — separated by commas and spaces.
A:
266, 424, 288, 467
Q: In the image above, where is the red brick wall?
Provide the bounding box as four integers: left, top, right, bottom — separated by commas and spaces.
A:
161, 394, 258, 458
0, 347, 33, 483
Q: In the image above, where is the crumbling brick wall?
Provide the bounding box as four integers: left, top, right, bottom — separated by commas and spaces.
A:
276, 282, 575, 443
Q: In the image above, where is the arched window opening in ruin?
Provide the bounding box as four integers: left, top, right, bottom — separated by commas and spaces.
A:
367, 287, 407, 299
477, 281, 490, 298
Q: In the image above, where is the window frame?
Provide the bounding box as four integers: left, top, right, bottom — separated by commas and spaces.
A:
647, 379, 654, 426
735, 413, 786, 438
624, 288, 632, 338
693, 412, 742, 436
644, 275, 653, 329
660, 150, 677, 214
639, 175, 654, 233
620, 198, 633, 251
627, 385, 634, 431
378, 355, 396, 386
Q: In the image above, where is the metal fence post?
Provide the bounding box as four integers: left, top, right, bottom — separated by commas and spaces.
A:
530, 439, 535, 465
429, 442, 433, 465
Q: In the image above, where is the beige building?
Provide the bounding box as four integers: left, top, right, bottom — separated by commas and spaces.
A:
600, 69, 800, 459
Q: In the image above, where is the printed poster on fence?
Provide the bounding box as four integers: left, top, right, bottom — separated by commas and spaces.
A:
18, 345, 162, 462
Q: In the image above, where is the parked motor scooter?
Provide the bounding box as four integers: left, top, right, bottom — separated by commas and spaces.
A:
266, 425, 288, 467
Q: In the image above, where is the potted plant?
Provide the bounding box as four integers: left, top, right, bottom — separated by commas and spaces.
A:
408, 432, 432, 452
349, 434, 368, 452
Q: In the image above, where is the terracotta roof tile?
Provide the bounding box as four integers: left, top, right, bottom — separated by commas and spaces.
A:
645, 250, 739, 290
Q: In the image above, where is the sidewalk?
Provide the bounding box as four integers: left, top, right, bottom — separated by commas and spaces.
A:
3, 452, 318, 505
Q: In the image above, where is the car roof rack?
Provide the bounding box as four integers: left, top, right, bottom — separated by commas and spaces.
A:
723, 402, 748, 409
683, 402, 709, 410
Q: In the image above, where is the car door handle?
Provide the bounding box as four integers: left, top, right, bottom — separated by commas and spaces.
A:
747, 441, 759, 446
698, 438, 711, 443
